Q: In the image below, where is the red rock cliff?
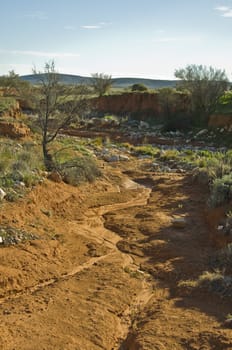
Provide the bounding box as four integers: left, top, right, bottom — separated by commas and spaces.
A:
93, 92, 161, 114
92, 92, 189, 118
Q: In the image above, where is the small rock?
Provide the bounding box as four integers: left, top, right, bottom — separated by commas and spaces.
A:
0, 236, 3, 244
119, 154, 130, 161
195, 129, 208, 137
48, 171, 62, 183
139, 121, 149, 129
224, 318, 232, 328
3, 310, 11, 315
103, 154, 119, 162
172, 217, 187, 228
0, 188, 6, 201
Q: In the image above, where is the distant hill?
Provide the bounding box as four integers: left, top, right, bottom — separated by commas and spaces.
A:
20, 73, 177, 89
112, 77, 176, 89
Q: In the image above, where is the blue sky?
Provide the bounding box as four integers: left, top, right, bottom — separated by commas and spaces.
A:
0, 0, 232, 79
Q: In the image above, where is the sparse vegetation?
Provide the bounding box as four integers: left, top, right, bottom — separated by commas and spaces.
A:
0, 70, 31, 97
175, 64, 228, 125
91, 72, 112, 96
131, 83, 148, 92
0, 97, 18, 113
33, 61, 90, 171
209, 174, 232, 207
0, 139, 44, 200
52, 138, 101, 185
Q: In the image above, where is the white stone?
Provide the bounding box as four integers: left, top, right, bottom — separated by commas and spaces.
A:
172, 217, 187, 228
119, 154, 130, 161
195, 129, 208, 137
0, 188, 6, 201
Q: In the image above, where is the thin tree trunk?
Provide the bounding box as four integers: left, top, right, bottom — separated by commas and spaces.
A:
42, 138, 54, 171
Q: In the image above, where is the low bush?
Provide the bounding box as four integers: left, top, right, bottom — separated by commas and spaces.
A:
132, 144, 159, 157
208, 174, 232, 207
131, 83, 148, 92
0, 139, 44, 199
58, 156, 101, 186
0, 97, 18, 113
210, 244, 232, 273
51, 138, 101, 185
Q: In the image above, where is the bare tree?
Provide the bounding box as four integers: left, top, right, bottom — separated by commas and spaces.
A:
91, 73, 112, 96
175, 64, 228, 125
33, 61, 90, 170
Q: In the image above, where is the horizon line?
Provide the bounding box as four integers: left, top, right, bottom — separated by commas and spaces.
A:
20, 72, 178, 81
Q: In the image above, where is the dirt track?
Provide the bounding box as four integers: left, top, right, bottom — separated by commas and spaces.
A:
0, 160, 232, 349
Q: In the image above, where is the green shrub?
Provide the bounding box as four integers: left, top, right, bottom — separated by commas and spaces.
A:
0, 139, 44, 200
211, 244, 232, 272
22, 173, 41, 187
59, 156, 101, 186
133, 145, 159, 157
159, 149, 180, 161
131, 83, 148, 92
209, 174, 232, 207
0, 97, 17, 113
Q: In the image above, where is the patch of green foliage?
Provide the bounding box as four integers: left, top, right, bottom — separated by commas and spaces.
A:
131, 144, 160, 157
51, 136, 101, 186
0, 97, 18, 113
0, 139, 44, 200
217, 91, 232, 114
209, 173, 232, 207
131, 83, 148, 92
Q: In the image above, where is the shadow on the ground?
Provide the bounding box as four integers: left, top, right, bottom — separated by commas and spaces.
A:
104, 173, 231, 323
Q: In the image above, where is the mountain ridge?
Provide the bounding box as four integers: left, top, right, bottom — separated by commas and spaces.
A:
20, 73, 177, 89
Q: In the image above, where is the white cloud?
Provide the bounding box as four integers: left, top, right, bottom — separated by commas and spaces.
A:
215, 5, 232, 17
81, 22, 112, 29
0, 50, 80, 58
215, 6, 230, 11
81, 25, 101, 29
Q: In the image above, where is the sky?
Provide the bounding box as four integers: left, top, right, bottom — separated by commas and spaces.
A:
0, 0, 232, 79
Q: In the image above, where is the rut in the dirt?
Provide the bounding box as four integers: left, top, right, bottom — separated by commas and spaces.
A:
104, 174, 232, 350
0, 179, 154, 350
0, 172, 232, 350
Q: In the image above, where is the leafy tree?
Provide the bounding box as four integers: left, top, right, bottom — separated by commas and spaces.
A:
175, 64, 228, 125
158, 88, 191, 131
91, 73, 112, 96
131, 83, 148, 92
0, 70, 31, 97
219, 90, 232, 105
33, 61, 90, 170
158, 88, 177, 118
